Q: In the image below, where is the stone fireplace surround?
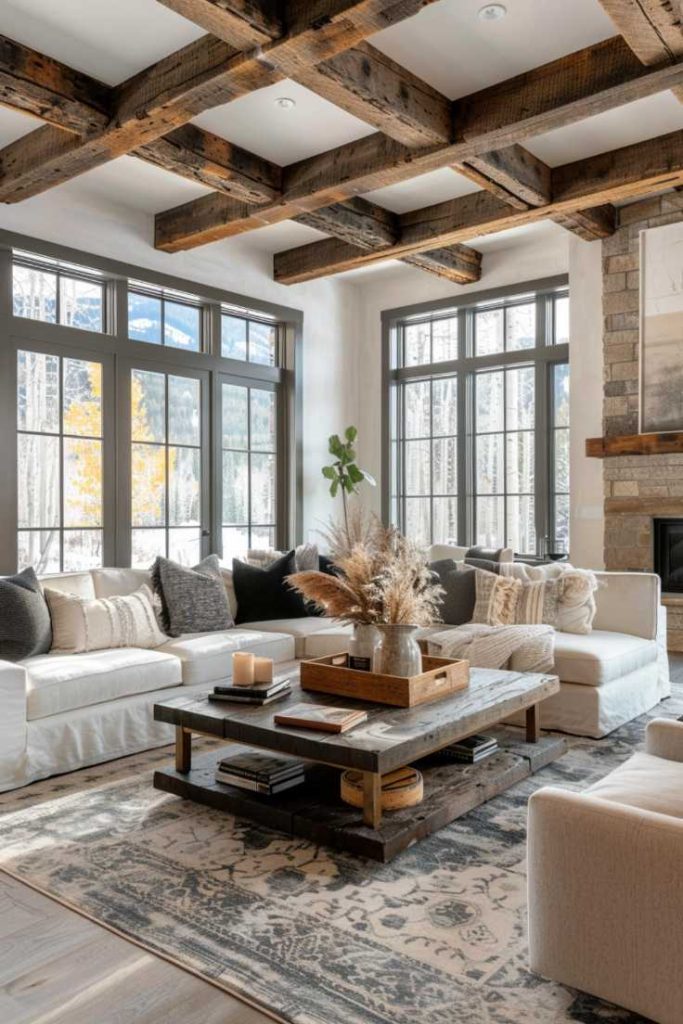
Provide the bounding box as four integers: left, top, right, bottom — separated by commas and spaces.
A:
601, 193, 683, 650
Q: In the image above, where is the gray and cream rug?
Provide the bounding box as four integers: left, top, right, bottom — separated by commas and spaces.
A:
3, 692, 681, 1024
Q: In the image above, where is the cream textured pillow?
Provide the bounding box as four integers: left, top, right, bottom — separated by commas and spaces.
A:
471, 570, 521, 626
556, 570, 598, 634
514, 578, 561, 626
45, 584, 167, 653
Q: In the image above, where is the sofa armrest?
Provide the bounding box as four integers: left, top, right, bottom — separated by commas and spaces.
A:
592, 570, 660, 640
0, 660, 28, 791
528, 786, 683, 1023
646, 718, 683, 762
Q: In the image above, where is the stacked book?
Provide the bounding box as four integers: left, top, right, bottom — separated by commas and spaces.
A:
274, 702, 368, 734
208, 677, 292, 706
441, 734, 498, 764
215, 750, 305, 795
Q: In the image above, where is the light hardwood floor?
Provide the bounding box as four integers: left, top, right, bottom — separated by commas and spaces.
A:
3, 653, 681, 1023
0, 873, 271, 1024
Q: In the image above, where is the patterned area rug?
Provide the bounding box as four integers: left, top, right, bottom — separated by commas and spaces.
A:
3, 691, 682, 1024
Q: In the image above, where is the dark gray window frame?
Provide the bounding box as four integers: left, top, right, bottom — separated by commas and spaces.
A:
381, 275, 569, 557
0, 230, 303, 573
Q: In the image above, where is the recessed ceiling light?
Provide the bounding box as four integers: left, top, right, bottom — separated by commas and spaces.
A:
478, 3, 507, 21
274, 97, 296, 110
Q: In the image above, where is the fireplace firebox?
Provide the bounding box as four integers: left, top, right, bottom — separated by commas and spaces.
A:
653, 518, 683, 593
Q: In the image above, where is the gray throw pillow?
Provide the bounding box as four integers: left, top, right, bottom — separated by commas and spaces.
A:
429, 559, 476, 626
152, 554, 233, 637
0, 567, 52, 661
466, 545, 506, 562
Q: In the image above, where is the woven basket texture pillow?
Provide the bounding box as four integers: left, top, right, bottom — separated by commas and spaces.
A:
152, 554, 233, 637
44, 584, 167, 653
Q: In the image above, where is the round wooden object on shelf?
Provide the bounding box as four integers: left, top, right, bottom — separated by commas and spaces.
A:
340, 766, 424, 811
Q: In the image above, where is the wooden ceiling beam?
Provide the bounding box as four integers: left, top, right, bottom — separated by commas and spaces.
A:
272, 128, 683, 281
136, 124, 282, 204
294, 197, 482, 282
598, 0, 683, 102
158, 1, 451, 146
156, 36, 683, 251
0, 0, 435, 203
0, 33, 111, 134
455, 143, 617, 240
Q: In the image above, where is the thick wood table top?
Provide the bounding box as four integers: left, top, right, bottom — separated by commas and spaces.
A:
155, 667, 559, 774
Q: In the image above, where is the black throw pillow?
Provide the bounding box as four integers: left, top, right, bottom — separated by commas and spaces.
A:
233, 551, 310, 624
0, 567, 52, 661
429, 559, 477, 626
319, 554, 342, 576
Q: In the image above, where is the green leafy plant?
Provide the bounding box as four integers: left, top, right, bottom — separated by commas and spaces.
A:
322, 426, 376, 535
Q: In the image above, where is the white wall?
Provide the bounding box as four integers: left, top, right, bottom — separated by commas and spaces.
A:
0, 189, 359, 540
568, 236, 605, 568
352, 227, 571, 521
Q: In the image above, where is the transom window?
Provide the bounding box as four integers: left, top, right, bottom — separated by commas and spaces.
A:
13, 252, 105, 333
387, 281, 569, 557
128, 282, 202, 352
221, 308, 279, 366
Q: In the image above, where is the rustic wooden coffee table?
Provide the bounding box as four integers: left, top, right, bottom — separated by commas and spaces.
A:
154, 666, 563, 861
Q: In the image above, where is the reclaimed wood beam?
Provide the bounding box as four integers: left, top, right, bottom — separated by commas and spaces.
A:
156, 0, 283, 49
272, 129, 683, 281
0, 33, 111, 134
598, 0, 683, 100
0, 0, 435, 203
455, 144, 617, 240
294, 197, 482, 282
136, 124, 282, 204
156, 36, 683, 251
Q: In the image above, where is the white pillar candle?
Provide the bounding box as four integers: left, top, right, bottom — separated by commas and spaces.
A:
253, 656, 274, 684
232, 651, 255, 686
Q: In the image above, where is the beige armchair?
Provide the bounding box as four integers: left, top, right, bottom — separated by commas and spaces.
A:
527, 718, 683, 1023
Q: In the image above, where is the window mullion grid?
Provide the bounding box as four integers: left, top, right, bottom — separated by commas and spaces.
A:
247, 386, 253, 549
58, 355, 64, 571
429, 321, 435, 544
164, 375, 170, 557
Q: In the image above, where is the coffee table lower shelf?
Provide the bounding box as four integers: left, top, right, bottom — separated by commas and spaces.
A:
153, 729, 565, 862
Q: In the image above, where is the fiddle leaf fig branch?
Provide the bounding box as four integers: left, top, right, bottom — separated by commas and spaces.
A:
323, 425, 376, 535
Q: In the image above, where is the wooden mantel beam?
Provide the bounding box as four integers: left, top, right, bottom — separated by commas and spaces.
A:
587, 431, 683, 457
272, 129, 683, 281
155, 36, 683, 251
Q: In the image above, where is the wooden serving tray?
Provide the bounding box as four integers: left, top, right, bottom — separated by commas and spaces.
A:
300, 652, 469, 707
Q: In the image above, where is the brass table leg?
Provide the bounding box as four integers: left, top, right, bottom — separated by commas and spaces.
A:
175, 726, 192, 772
363, 771, 382, 829
526, 704, 540, 743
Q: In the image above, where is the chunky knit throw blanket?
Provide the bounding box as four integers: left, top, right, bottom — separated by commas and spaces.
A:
427, 622, 555, 674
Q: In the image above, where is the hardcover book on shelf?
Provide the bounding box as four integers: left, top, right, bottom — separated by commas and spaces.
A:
216, 750, 305, 782
213, 677, 294, 700
274, 703, 368, 734
441, 734, 498, 763
214, 770, 305, 795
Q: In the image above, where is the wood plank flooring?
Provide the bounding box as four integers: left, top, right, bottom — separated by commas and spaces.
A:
2, 652, 681, 1023
0, 874, 271, 1024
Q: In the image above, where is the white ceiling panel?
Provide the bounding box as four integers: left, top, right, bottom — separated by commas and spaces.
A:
365, 168, 480, 214
372, 0, 615, 100
0, 105, 39, 147
56, 155, 212, 214
246, 220, 329, 252
526, 92, 683, 167
193, 80, 375, 166
1, 0, 205, 85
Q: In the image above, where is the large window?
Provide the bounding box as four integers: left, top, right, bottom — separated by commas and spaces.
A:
221, 381, 278, 558
17, 350, 103, 572
3, 239, 300, 575
130, 369, 203, 567
387, 281, 569, 557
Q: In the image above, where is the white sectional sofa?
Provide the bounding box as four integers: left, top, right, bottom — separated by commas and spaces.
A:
0, 558, 671, 792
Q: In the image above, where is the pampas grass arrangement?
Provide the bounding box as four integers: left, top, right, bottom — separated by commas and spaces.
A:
288, 515, 443, 626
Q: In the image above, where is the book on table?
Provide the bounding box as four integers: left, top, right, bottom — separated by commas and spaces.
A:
441, 733, 498, 763
274, 702, 368, 734
208, 678, 292, 705
214, 750, 305, 795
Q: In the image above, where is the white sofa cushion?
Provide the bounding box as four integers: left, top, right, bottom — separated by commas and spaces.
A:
39, 571, 95, 599
553, 630, 658, 687
586, 750, 683, 819
244, 617, 337, 658
91, 567, 152, 598
25, 648, 182, 721
158, 629, 295, 685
